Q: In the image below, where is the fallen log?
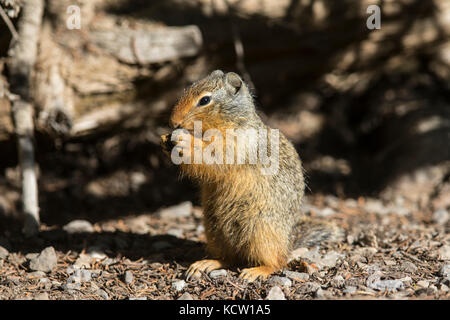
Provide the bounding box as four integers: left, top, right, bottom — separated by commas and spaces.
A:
90, 25, 203, 65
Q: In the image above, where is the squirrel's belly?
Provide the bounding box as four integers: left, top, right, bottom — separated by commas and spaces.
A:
202, 201, 292, 266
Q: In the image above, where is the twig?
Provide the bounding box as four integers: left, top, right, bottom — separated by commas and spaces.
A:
7, 0, 45, 236
0, 4, 19, 40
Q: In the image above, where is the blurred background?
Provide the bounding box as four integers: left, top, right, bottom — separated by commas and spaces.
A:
0, 0, 449, 231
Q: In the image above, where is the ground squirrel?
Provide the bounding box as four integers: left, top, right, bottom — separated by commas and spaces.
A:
161, 70, 338, 282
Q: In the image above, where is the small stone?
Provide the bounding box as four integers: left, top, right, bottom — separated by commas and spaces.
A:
80, 269, 92, 282
315, 288, 332, 299
87, 246, 107, 260
63, 281, 81, 291
74, 253, 92, 268
349, 254, 365, 264
29, 247, 57, 273
172, 280, 186, 291
440, 284, 449, 292
324, 195, 339, 207
0, 246, 9, 259
7, 276, 21, 286
209, 269, 227, 279
67, 271, 81, 284
343, 286, 357, 294
355, 247, 377, 258
320, 251, 344, 268
390, 290, 412, 299
101, 258, 116, 266
289, 247, 309, 261
66, 265, 79, 275
370, 280, 405, 292
298, 282, 321, 294
384, 260, 396, 266
178, 292, 194, 300
266, 286, 286, 300
356, 261, 368, 269
432, 209, 449, 225
344, 199, 358, 208
40, 278, 52, 290
399, 276, 412, 286
300, 248, 322, 263
346, 235, 355, 245
364, 199, 389, 215
366, 265, 380, 274
157, 201, 192, 219
129, 297, 147, 300
390, 205, 410, 216
315, 288, 325, 298
96, 289, 109, 300
130, 172, 147, 191
331, 275, 345, 288
63, 220, 94, 234
33, 292, 49, 300
124, 271, 134, 284
90, 283, 100, 293
269, 276, 292, 287
428, 285, 438, 294
416, 280, 429, 288
125, 215, 151, 235
401, 261, 418, 273
7, 254, 26, 266
166, 228, 183, 238
439, 263, 450, 279
316, 207, 336, 217
439, 246, 450, 260
283, 270, 309, 282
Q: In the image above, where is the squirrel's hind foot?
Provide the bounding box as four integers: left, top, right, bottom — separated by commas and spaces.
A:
239, 266, 277, 282
186, 259, 226, 281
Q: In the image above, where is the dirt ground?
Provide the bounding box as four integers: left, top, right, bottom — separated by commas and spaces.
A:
0, 192, 449, 300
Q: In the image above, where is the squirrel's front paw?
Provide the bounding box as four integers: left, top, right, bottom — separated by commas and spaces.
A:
160, 131, 195, 159
160, 134, 174, 158
185, 259, 225, 281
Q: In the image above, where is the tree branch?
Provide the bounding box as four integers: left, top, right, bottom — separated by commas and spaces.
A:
7, 0, 45, 236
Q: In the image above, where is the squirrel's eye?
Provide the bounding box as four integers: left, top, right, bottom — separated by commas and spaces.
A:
198, 96, 211, 106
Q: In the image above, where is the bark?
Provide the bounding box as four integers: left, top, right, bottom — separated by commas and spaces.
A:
7, 0, 44, 236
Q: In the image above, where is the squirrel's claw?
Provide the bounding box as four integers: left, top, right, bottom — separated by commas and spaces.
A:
185, 259, 225, 281
239, 266, 276, 282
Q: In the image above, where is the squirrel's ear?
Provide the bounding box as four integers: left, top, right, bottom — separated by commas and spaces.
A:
224, 72, 242, 95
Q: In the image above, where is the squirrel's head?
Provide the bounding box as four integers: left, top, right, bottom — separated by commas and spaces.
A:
170, 70, 255, 131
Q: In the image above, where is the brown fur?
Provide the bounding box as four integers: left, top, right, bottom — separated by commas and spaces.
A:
164, 70, 336, 281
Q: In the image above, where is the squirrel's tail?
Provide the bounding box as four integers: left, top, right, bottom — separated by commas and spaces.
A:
293, 217, 343, 248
